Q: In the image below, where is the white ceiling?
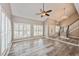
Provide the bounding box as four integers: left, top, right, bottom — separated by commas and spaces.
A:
11, 3, 77, 21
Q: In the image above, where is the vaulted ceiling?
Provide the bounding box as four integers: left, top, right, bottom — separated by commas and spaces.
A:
11, 3, 77, 21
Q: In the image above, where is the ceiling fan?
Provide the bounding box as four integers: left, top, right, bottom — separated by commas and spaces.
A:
36, 3, 52, 17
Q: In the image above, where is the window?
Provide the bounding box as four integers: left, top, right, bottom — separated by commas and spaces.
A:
34, 25, 43, 36
64, 27, 67, 33
19, 23, 24, 38
14, 23, 19, 39
1, 11, 6, 53
0, 7, 12, 55
55, 25, 60, 33
13, 23, 31, 39
6, 17, 12, 44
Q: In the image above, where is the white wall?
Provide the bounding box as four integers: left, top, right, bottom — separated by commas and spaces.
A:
0, 3, 12, 19
44, 18, 57, 36
44, 20, 48, 36
12, 15, 43, 24
74, 3, 79, 15
60, 13, 79, 27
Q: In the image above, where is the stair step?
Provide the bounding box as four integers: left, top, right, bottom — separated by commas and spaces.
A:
69, 35, 79, 39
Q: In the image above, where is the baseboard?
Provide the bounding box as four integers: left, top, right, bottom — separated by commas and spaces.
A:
12, 36, 44, 43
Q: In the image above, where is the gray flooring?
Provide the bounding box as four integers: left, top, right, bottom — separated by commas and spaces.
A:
8, 37, 79, 56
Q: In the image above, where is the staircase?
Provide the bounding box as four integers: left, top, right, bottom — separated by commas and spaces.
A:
67, 19, 79, 39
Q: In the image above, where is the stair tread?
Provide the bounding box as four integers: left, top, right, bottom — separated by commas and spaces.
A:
69, 35, 79, 39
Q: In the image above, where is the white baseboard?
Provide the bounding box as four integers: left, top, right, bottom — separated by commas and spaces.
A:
12, 36, 44, 43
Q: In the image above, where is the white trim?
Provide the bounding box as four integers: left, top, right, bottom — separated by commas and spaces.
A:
12, 36, 44, 43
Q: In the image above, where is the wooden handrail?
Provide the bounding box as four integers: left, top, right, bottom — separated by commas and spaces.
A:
69, 18, 79, 26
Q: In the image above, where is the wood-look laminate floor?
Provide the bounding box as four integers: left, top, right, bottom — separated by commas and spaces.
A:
8, 37, 79, 56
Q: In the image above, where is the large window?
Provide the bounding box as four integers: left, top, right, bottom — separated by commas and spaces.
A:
0, 6, 12, 55
13, 23, 43, 39
23, 24, 30, 37
1, 11, 6, 54
34, 25, 43, 36
55, 25, 60, 33
13, 23, 31, 39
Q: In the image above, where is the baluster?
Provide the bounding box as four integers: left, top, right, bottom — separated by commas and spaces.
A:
66, 25, 69, 38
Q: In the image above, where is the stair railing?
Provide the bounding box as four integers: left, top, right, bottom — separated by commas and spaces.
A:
66, 18, 79, 37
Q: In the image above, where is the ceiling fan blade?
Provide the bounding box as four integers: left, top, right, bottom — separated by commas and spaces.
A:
46, 10, 52, 13
36, 13, 41, 15
45, 14, 50, 16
